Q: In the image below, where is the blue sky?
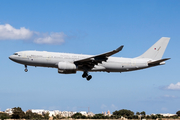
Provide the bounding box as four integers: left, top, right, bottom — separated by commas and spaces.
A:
0, 0, 180, 114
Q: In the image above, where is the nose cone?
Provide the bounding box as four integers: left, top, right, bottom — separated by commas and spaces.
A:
9, 55, 13, 60
9, 55, 15, 61
9, 54, 21, 63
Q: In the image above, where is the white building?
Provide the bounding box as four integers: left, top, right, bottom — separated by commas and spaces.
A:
53, 110, 61, 115
160, 113, 176, 117
5, 108, 13, 115
87, 112, 95, 117
31, 109, 45, 115
60, 111, 75, 117
48, 110, 61, 116
79, 111, 87, 116
29, 109, 93, 118
102, 110, 111, 116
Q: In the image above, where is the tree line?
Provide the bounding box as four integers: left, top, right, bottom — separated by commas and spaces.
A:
1, 107, 180, 120
0, 107, 49, 120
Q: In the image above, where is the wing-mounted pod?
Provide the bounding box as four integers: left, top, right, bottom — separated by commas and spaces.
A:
58, 62, 77, 74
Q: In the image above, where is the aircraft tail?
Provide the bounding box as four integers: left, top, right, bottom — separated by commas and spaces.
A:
137, 37, 170, 60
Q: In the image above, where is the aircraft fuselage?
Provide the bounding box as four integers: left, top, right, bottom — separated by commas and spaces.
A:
9, 51, 150, 73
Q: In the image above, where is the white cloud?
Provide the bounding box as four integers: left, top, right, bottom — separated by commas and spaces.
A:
71, 106, 78, 111
0, 24, 66, 45
166, 82, 180, 90
101, 104, 107, 110
161, 107, 168, 111
0, 24, 33, 40
111, 104, 118, 111
101, 104, 118, 112
34, 32, 66, 45
163, 95, 176, 98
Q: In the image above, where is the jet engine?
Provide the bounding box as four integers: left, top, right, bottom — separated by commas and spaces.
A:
58, 62, 77, 74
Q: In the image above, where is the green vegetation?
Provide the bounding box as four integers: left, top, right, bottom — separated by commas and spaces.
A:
25, 110, 44, 119
0, 112, 11, 120
0, 107, 49, 120
11, 107, 25, 119
176, 110, 180, 116
113, 109, 134, 118
92, 113, 110, 119
71, 113, 86, 119
1, 107, 180, 119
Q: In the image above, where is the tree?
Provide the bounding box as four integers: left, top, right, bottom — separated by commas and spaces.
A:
176, 110, 180, 116
150, 114, 158, 119
25, 110, 43, 119
0, 113, 11, 120
11, 107, 25, 119
25, 110, 33, 119
113, 109, 134, 118
53, 114, 61, 119
140, 111, 146, 116
136, 112, 140, 115
92, 113, 108, 119
71, 113, 86, 119
43, 112, 50, 119
156, 114, 163, 118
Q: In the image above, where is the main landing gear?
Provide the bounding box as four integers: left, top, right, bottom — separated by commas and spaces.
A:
82, 71, 92, 81
24, 65, 28, 72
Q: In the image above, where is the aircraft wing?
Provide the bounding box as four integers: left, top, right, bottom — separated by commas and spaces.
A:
74, 45, 124, 69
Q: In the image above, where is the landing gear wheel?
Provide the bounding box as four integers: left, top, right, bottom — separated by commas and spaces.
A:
24, 69, 28, 72
82, 71, 92, 81
86, 75, 92, 81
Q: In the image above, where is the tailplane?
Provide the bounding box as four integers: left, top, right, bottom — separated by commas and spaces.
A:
137, 37, 170, 60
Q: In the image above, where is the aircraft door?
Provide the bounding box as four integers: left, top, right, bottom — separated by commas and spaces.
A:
131, 59, 136, 66
23, 53, 27, 58
46, 54, 52, 62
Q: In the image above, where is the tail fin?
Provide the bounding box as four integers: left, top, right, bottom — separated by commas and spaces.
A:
137, 37, 170, 60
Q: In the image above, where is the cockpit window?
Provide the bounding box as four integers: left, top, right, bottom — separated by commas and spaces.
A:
13, 53, 18, 55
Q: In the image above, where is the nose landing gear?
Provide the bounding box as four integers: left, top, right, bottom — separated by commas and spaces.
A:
24, 65, 28, 72
82, 71, 92, 81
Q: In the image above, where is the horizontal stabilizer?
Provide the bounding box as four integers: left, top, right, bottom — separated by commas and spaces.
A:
148, 58, 170, 66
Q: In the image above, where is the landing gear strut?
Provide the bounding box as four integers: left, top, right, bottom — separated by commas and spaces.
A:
82, 71, 92, 81
24, 65, 28, 72
82, 72, 88, 78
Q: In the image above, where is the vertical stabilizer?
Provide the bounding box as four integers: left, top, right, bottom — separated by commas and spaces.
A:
137, 37, 170, 60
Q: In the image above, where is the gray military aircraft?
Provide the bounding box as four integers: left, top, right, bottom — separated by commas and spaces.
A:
9, 37, 170, 81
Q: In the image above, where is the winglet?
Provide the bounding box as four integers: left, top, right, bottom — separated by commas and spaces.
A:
115, 45, 124, 52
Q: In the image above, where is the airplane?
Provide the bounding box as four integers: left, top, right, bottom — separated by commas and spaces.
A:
9, 37, 170, 81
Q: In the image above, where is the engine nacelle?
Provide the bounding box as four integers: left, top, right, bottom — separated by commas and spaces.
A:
58, 62, 77, 74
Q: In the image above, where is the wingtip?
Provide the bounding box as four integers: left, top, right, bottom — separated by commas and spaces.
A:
116, 45, 124, 51
166, 58, 171, 60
